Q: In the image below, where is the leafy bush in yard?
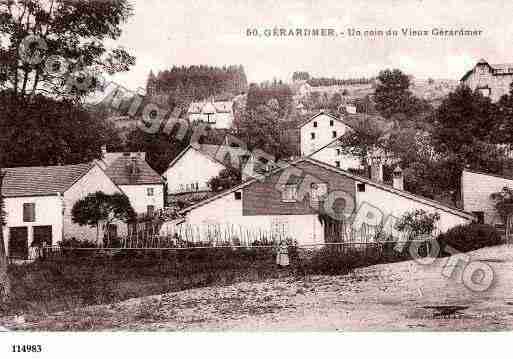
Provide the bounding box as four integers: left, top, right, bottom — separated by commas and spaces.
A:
59, 237, 97, 248
436, 223, 503, 253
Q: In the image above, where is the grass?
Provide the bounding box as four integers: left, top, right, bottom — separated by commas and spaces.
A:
0, 243, 417, 319
1, 248, 291, 317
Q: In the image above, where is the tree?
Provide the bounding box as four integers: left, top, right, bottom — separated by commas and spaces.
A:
0, 92, 121, 167
0, 168, 10, 302
71, 191, 135, 245
0, 0, 135, 103
237, 101, 294, 161
374, 69, 431, 120
208, 167, 241, 193
124, 128, 189, 175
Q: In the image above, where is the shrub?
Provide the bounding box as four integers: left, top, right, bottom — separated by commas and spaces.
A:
395, 209, 440, 240
436, 223, 503, 253
59, 237, 97, 248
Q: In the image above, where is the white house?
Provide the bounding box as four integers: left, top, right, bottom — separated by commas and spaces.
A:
461, 169, 513, 226
187, 101, 234, 129
299, 112, 354, 156
177, 158, 474, 246
163, 143, 270, 197
96, 148, 164, 215
1, 163, 124, 259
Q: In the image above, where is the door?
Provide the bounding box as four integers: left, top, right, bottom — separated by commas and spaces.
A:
33, 226, 53, 247
9, 227, 29, 259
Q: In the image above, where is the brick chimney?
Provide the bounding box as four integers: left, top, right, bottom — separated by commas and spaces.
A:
393, 165, 404, 191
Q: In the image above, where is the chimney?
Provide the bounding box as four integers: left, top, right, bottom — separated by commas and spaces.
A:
393, 165, 404, 191
101, 145, 107, 157
370, 162, 384, 183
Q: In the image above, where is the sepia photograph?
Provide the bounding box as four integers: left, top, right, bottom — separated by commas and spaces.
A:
1, 0, 513, 356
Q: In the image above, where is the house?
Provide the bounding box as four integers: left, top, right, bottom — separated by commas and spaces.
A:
461, 169, 513, 226
187, 100, 234, 129
96, 148, 164, 215
177, 158, 474, 246
299, 111, 354, 156
1, 162, 124, 259
163, 143, 271, 198
461, 58, 513, 102
299, 111, 364, 171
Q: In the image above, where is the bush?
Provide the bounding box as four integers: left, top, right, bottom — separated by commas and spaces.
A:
59, 237, 97, 248
436, 224, 503, 253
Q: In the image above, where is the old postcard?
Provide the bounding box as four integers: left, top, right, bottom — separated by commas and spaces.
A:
0, 0, 512, 357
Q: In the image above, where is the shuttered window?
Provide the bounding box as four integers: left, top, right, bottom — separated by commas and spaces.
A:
23, 203, 36, 222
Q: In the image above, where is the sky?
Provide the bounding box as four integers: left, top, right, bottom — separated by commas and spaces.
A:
110, 0, 513, 91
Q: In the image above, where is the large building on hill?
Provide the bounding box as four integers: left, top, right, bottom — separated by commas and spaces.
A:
461, 58, 513, 102
187, 101, 234, 129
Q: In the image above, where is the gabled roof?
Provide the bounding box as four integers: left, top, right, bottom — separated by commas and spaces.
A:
188, 101, 234, 114
181, 157, 475, 220
104, 154, 163, 185
1, 163, 94, 198
298, 111, 355, 129
461, 60, 513, 81
166, 143, 273, 173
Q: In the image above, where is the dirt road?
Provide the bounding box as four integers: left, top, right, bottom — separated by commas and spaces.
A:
3, 245, 513, 331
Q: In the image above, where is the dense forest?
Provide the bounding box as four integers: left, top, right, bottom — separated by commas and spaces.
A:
146, 65, 248, 101
292, 71, 375, 87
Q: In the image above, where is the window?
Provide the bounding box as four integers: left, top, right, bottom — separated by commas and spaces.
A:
282, 184, 298, 202
357, 183, 366, 192
332, 131, 337, 138
336, 149, 341, 156
335, 161, 341, 168
311, 132, 315, 140
472, 211, 485, 224
330, 120, 334, 126
234, 191, 242, 200
310, 183, 328, 203
23, 203, 35, 222
147, 205, 155, 217
147, 188, 154, 196
313, 121, 318, 128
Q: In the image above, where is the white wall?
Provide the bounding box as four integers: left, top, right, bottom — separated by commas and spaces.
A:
462, 170, 513, 225
181, 191, 324, 245
300, 114, 352, 156
3, 195, 63, 255
356, 182, 471, 234
120, 184, 164, 214
63, 165, 125, 243
310, 145, 362, 170
164, 148, 225, 195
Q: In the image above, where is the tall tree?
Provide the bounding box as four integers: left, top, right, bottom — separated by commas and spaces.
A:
0, 92, 121, 167
374, 69, 431, 120
0, 0, 135, 103
0, 168, 9, 302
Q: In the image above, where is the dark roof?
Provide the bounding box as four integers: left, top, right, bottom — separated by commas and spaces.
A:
461, 60, 513, 81
1, 163, 94, 197
104, 155, 163, 185
298, 111, 355, 129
